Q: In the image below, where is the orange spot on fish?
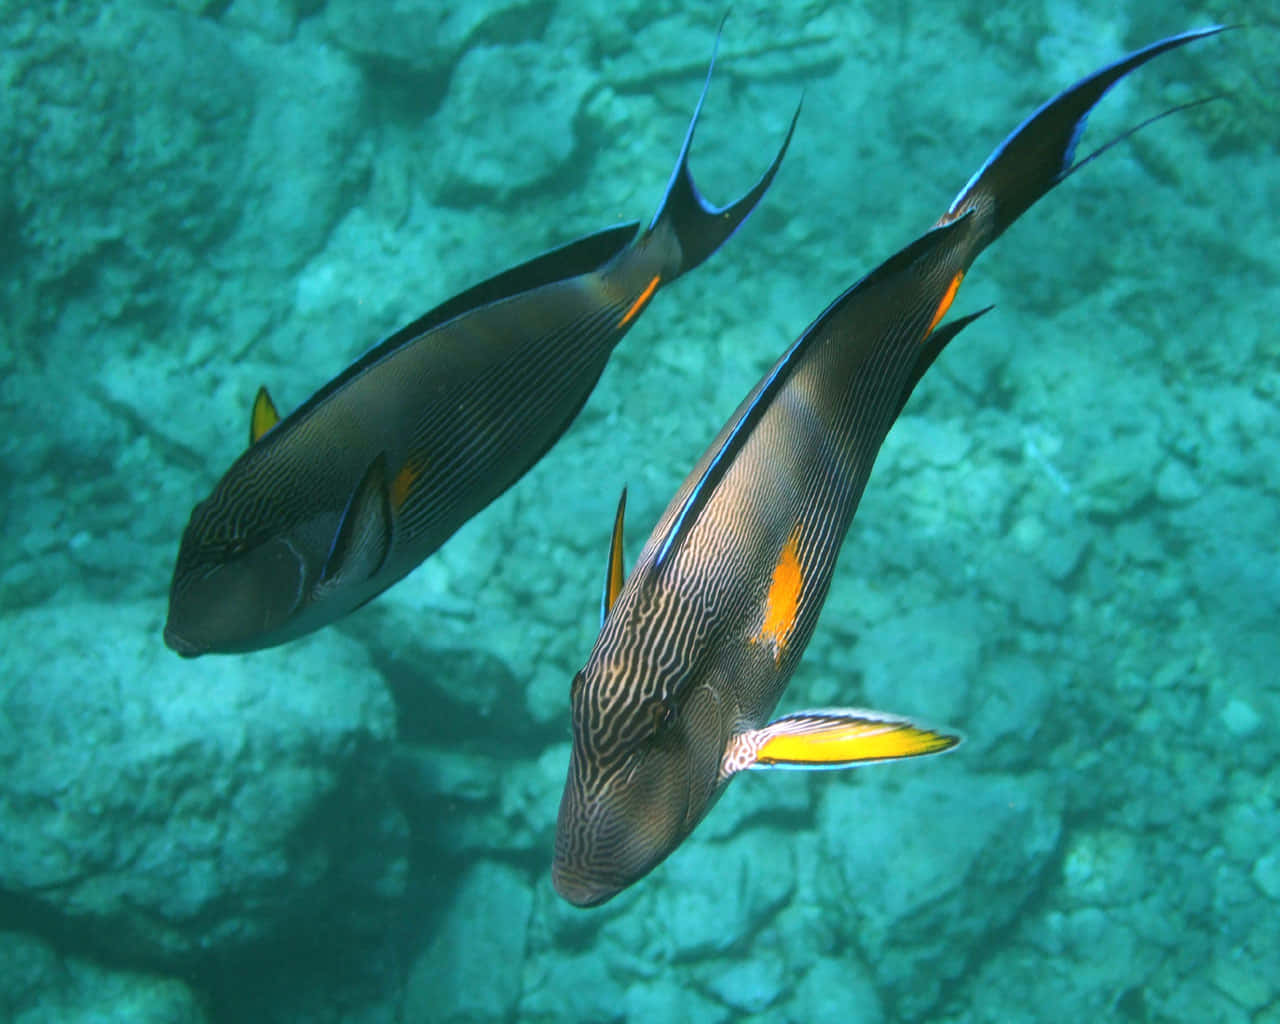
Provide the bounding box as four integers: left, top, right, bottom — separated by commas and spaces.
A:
752, 523, 804, 664
927, 271, 964, 335
618, 275, 661, 328
390, 455, 427, 511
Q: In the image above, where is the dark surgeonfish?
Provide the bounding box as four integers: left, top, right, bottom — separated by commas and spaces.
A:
165, 34, 800, 657
553, 27, 1224, 907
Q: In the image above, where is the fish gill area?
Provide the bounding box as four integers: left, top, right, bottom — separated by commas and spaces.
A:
1, 1, 1277, 1022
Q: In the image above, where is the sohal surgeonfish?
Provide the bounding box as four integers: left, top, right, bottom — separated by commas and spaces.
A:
165, 31, 800, 657
553, 27, 1224, 907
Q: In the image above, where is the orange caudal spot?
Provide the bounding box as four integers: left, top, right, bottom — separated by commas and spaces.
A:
926, 271, 965, 335
751, 524, 804, 664
390, 454, 427, 511
618, 275, 661, 328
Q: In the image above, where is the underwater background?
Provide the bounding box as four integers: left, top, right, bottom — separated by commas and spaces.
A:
2, 1, 1277, 1021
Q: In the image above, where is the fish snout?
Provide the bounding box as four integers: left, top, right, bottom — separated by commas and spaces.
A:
162, 623, 204, 658
550, 859, 622, 909
164, 534, 308, 655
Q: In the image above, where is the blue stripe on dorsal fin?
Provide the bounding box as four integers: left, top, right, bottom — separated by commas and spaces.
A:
370, 223, 639, 357
653, 213, 976, 571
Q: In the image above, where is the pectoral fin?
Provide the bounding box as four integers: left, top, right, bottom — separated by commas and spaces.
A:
319, 453, 392, 592
721, 709, 959, 778
250, 386, 280, 445
600, 486, 628, 628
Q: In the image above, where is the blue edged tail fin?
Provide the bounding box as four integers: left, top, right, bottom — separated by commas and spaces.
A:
942, 26, 1226, 245
649, 23, 801, 278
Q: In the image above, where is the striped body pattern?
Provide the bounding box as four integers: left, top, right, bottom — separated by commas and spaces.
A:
553, 27, 1223, 907
555, 217, 977, 906
167, 238, 671, 655
164, 31, 799, 657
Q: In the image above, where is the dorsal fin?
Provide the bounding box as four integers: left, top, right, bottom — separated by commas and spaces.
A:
600, 487, 628, 628
653, 213, 977, 570
250, 386, 280, 445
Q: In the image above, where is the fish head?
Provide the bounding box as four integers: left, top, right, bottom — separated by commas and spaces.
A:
553, 642, 730, 907
164, 495, 308, 656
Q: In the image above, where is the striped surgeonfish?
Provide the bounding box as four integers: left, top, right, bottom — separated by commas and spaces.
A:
553, 27, 1224, 906
165, 28, 800, 656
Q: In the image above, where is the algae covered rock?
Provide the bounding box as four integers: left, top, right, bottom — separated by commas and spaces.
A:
3, 2, 366, 381
0, 929, 209, 1024
429, 42, 594, 199
321, 0, 549, 77
817, 770, 1062, 1020
853, 599, 985, 725
404, 860, 535, 1023
0, 602, 407, 964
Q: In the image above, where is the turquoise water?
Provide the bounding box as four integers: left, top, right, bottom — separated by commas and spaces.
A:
2, 2, 1277, 1022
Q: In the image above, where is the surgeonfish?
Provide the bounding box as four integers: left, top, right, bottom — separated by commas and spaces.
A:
164, 30, 799, 657
553, 27, 1224, 907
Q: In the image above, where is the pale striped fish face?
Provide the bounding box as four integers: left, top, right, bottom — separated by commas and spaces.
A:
553, 596, 731, 907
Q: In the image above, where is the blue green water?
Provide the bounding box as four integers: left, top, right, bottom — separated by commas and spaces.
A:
2, 2, 1277, 1022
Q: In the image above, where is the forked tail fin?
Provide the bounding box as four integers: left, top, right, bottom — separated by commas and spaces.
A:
941, 26, 1226, 246
650, 23, 801, 278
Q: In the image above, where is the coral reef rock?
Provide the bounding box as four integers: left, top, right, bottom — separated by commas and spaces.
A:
0, 602, 407, 965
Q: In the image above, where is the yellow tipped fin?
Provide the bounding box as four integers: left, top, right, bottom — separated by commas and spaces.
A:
721, 709, 960, 777
600, 487, 628, 627
250, 386, 280, 445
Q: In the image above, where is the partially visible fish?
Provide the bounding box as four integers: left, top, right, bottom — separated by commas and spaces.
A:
165, 29, 799, 657
553, 27, 1224, 907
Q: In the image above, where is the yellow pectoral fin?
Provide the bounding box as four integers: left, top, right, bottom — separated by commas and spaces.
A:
250, 386, 280, 445
751, 710, 959, 769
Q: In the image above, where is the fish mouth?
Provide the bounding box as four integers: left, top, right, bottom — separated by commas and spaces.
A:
162, 623, 203, 658
550, 862, 620, 909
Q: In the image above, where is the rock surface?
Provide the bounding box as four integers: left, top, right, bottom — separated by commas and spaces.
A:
0, 1, 1275, 1022
404, 861, 535, 1023
0, 929, 209, 1024
0, 602, 406, 965
818, 771, 1063, 1019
